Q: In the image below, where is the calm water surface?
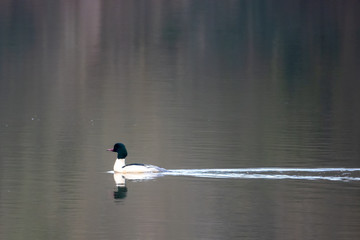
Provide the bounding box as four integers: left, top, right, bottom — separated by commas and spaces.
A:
1, 1, 360, 239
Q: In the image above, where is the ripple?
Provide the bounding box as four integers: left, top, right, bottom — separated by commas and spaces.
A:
164, 168, 360, 181
108, 168, 360, 182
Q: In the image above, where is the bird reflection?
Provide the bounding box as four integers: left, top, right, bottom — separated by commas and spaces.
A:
113, 172, 164, 199
112, 173, 127, 199
113, 186, 128, 199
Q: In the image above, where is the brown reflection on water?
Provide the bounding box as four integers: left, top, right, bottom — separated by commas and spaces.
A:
0, 1, 360, 239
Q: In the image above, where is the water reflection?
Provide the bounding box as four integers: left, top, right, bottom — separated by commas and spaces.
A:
1, 1, 360, 239
113, 186, 127, 200
112, 172, 165, 199
113, 173, 128, 199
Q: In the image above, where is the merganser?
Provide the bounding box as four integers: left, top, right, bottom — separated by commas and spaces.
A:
107, 143, 166, 173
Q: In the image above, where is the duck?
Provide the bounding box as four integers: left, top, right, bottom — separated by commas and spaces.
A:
107, 143, 166, 173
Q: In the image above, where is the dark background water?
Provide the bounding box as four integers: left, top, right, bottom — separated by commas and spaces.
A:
1, 1, 360, 239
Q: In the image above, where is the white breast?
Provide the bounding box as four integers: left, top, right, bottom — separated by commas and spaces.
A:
114, 159, 126, 172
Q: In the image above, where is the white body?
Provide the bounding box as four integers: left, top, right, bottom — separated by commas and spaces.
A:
113, 172, 163, 186
113, 159, 165, 173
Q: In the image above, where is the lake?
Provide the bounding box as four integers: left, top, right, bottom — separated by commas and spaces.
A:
1, 1, 360, 239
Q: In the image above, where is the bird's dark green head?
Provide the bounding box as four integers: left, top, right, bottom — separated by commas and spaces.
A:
107, 143, 128, 159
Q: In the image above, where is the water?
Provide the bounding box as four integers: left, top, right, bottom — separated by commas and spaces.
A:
1, 1, 360, 239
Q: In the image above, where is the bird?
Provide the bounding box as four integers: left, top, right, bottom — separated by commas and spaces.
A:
107, 143, 166, 173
